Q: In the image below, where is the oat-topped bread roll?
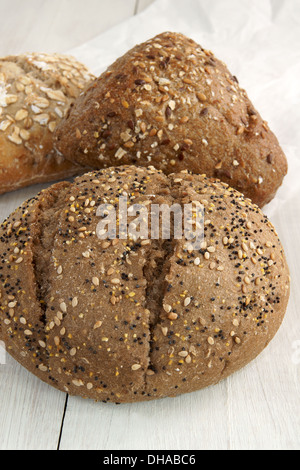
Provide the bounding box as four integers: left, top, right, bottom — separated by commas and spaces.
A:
54, 32, 288, 208
0, 166, 290, 403
0, 53, 94, 194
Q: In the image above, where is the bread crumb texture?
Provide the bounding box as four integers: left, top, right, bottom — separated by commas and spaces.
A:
0, 166, 290, 403
55, 32, 288, 207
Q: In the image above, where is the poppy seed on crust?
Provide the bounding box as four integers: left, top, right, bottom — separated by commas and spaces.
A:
0, 165, 290, 403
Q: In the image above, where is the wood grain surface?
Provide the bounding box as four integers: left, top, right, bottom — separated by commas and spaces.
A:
0, 0, 299, 451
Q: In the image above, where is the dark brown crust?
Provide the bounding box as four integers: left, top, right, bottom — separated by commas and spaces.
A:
0, 182, 72, 387
0, 53, 94, 195
54, 32, 288, 207
0, 166, 290, 403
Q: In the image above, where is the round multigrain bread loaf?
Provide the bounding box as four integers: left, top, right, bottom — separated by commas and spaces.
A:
54, 32, 288, 208
0, 166, 290, 403
0, 52, 94, 195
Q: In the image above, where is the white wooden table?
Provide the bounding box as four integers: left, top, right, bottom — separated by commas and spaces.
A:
0, 0, 300, 451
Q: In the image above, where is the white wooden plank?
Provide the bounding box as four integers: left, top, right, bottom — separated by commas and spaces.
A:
0, 0, 138, 451
58, 331, 300, 451
225, 195, 300, 450
59, 381, 230, 450
0, 188, 69, 450
0, 355, 66, 450
0, 0, 299, 452
0, 0, 137, 55
227, 335, 300, 450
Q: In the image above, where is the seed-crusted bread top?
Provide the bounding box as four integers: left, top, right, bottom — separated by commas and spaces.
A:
0, 166, 290, 403
0, 53, 94, 194
55, 32, 288, 207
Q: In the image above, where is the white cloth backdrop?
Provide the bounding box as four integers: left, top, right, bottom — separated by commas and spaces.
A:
68, 0, 300, 448
0, 0, 299, 450
70, 0, 300, 214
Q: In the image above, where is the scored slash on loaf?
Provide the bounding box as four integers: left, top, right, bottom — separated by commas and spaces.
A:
55, 32, 288, 207
0, 166, 290, 404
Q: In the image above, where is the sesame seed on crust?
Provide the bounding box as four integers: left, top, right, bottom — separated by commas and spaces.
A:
0, 166, 290, 403
0, 53, 95, 195
55, 32, 287, 208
